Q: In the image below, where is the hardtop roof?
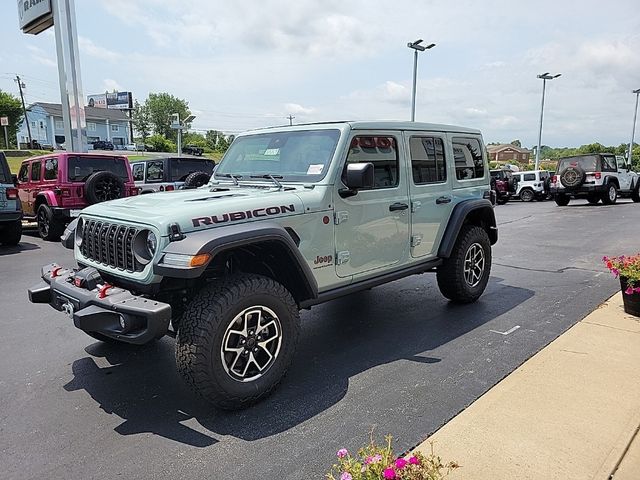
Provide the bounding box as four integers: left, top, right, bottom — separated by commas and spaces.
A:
242, 120, 481, 135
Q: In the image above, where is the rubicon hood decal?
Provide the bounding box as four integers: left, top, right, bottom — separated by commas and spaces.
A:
192, 204, 295, 227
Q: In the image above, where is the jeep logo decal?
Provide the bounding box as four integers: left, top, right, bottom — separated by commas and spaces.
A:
192, 204, 296, 227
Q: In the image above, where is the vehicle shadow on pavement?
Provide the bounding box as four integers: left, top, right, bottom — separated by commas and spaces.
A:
62, 276, 533, 448
0, 242, 40, 256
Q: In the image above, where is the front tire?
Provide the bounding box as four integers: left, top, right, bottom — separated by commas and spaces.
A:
602, 183, 618, 205
0, 220, 22, 245
554, 194, 570, 206
437, 225, 491, 304
176, 274, 300, 410
519, 189, 534, 202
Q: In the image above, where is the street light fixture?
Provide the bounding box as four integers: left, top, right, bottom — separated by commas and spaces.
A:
170, 113, 196, 156
535, 72, 561, 170
407, 39, 436, 121
628, 88, 640, 165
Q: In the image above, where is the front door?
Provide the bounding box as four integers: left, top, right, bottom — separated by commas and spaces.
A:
404, 133, 454, 258
333, 132, 410, 278
615, 156, 633, 191
17, 162, 32, 216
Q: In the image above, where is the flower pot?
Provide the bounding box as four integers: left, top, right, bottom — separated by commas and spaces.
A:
620, 277, 640, 317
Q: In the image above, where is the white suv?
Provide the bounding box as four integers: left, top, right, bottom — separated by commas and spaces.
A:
550, 154, 640, 206
512, 170, 550, 202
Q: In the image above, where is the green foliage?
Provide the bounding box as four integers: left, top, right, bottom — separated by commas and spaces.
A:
510, 139, 521, 147
205, 129, 232, 153
131, 100, 151, 143
146, 134, 176, 153
0, 90, 24, 148
144, 92, 190, 142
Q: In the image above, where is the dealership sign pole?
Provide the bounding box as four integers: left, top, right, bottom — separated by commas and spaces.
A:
17, 0, 87, 153
1, 117, 8, 148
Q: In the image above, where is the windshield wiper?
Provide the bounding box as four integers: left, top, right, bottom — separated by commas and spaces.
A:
249, 174, 284, 189
216, 173, 242, 186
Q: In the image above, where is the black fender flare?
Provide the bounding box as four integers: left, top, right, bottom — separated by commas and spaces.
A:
437, 199, 498, 259
603, 176, 620, 189
155, 222, 318, 302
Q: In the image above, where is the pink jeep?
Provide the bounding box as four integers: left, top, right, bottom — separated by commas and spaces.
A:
16, 153, 138, 240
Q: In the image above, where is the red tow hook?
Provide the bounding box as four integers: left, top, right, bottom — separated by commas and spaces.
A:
51, 266, 64, 278
98, 283, 114, 299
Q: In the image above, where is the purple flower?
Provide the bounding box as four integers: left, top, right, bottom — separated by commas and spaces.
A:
612, 268, 620, 277
408, 456, 420, 465
340, 473, 352, 480
395, 458, 407, 469
336, 448, 348, 458
383, 467, 396, 479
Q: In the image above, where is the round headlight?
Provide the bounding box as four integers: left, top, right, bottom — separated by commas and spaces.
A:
146, 231, 157, 255
75, 217, 84, 247
133, 230, 157, 265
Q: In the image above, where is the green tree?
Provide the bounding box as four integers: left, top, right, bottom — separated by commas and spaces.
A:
144, 93, 190, 142
0, 90, 23, 148
131, 100, 151, 144
205, 129, 224, 150
510, 139, 522, 147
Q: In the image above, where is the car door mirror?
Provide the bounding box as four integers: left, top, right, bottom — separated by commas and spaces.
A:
344, 163, 375, 189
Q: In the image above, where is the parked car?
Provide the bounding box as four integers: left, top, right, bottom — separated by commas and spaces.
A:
490, 169, 517, 204
123, 143, 144, 151
16, 153, 138, 240
512, 170, 550, 202
131, 156, 215, 193
550, 153, 640, 206
0, 152, 22, 245
28, 121, 498, 409
92, 140, 114, 151
182, 144, 204, 156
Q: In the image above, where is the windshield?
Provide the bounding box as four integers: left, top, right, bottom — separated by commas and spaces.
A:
215, 129, 341, 182
557, 155, 598, 172
67, 156, 129, 182
171, 159, 215, 181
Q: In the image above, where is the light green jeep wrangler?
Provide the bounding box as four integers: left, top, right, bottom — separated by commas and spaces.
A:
29, 121, 497, 409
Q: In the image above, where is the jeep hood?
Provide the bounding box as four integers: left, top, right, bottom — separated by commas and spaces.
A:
80, 186, 306, 234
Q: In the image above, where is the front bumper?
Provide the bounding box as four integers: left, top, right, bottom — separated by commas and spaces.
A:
28, 265, 171, 344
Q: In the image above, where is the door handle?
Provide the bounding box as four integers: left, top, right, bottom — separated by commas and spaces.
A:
389, 202, 409, 211
436, 196, 452, 204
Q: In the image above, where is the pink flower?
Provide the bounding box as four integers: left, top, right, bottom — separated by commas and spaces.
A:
336, 448, 348, 458
612, 268, 620, 277
371, 454, 382, 464
408, 456, 420, 465
340, 473, 352, 480
383, 467, 396, 479
395, 458, 407, 469
625, 286, 634, 295
634, 287, 640, 294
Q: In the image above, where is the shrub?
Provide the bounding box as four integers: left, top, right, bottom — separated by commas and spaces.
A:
146, 134, 176, 153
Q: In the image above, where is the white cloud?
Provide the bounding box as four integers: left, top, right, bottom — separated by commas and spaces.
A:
78, 36, 120, 62
26, 45, 56, 68
284, 103, 315, 115
102, 79, 123, 92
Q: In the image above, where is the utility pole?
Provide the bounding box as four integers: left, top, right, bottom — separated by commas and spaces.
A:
15, 75, 32, 148
287, 115, 295, 126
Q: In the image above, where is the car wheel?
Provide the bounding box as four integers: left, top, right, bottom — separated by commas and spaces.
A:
176, 274, 301, 409
183, 171, 211, 189
85, 171, 125, 204
554, 194, 570, 206
632, 182, 640, 203
37, 204, 64, 241
587, 194, 600, 204
520, 189, 534, 202
436, 225, 491, 304
602, 183, 618, 205
0, 220, 22, 246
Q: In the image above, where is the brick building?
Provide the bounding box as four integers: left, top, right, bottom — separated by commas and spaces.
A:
487, 144, 531, 163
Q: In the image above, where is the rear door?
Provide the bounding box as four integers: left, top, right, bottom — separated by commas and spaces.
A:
28, 159, 42, 215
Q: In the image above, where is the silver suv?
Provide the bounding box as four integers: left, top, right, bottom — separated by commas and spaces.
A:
550, 154, 639, 205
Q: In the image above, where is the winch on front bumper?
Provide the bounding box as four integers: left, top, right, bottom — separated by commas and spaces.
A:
28, 265, 171, 344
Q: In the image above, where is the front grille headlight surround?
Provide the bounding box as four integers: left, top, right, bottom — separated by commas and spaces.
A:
133, 229, 157, 265
74, 217, 84, 247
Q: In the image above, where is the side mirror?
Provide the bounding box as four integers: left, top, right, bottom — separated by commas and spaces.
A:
11, 174, 18, 186
340, 162, 375, 198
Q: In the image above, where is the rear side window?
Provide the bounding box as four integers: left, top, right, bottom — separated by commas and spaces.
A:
146, 161, 164, 181
67, 156, 129, 181
452, 137, 484, 180
18, 163, 29, 183
345, 135, 399, 188
44, 158, 58, 180
409, 136, 447, 184
31, 161, 41, 181
131, 163, 144, 181
523, 173, 535, 182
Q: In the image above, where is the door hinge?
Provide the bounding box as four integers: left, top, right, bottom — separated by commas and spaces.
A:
411, 201, 422, 213
336, 251, 350, 265
334, 211, 349, 225
411, 235, 423, 247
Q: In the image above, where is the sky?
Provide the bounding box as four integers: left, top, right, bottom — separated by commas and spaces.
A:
1, 0, 639, 148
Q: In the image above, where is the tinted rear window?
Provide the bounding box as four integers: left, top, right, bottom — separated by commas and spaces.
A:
171, 159, 215, 181
557, 156, 598, 172
67, 156, 129, 182
0, 154, 10, 184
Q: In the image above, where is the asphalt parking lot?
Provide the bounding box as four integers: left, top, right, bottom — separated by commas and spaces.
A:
1, 198, 638, 480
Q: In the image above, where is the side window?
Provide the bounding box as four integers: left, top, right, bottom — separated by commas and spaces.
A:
345, 135, 399, 188
18, 163, 29, 183
601, 155, 616, 172
30, 161, 41, 182
409, 136, 447, 184
132, 163, 144, 181
44, 158, 58, 180
146, 161, 164, 181
523, 173, 535, 182
452, 137, 485, 180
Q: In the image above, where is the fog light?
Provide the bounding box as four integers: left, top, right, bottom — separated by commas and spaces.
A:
119, 317, 126, 329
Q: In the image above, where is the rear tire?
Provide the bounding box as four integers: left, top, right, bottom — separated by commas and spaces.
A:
519, 189, 534, 202
176, 274, 300, 410
554, 194, 570, 206
437, 225, 491, 304
183, 171, 211, 188
37, 204, 64, 241
0, 220, 22, 245
602, 183, 618, 205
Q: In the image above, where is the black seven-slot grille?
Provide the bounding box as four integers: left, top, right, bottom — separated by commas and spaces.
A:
80, 219, 143, 272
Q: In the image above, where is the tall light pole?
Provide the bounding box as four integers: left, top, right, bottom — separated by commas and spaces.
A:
628, 88, 640, 166
535, 72, 561, 170
407, 39, 435, 122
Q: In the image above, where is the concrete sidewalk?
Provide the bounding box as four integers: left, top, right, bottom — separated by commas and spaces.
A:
415, 292, 640, 479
